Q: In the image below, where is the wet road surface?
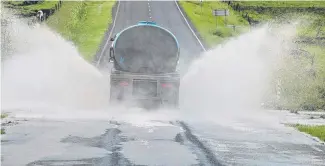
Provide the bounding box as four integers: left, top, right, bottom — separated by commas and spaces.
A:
182, 120, 325, 166
2, 109, 325, 166
1, 111, 199, 166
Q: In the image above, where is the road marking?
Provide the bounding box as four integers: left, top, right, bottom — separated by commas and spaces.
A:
312, 146, 323, 152
174, 0, 206, 51
96, 0, 121, 67
148, 1, 152, 21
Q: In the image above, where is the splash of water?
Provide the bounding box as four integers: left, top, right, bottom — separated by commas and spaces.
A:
1, 14, 111, 111
179, 23, 298, 123
1, 13, 181, 125
1, 12, 298, 125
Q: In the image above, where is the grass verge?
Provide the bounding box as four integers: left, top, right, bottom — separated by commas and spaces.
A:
3, 0, 59, 16
233, 1, 325, 8
273, 45, 325, 111
46, 1, 115, 61
3, 1, 115, 61
1, 129, 5, 135
1, 113, 8, 135
179, 1, 249, 47
293, 124, 325, 142
1, 113, 8, 119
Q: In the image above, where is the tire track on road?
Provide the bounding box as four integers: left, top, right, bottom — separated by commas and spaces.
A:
177, 121, 224, 166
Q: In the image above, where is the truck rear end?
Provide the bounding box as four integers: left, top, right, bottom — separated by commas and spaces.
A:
108, 21, 180, 109
110, 70, 180, 109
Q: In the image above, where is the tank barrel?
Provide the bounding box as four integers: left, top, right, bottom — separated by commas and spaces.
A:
111, 22, 179, 74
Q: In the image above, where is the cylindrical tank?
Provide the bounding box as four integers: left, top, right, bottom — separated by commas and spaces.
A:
112, 23, 180, 74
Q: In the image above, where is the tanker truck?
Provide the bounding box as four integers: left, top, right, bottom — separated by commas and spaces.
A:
108, 21, 180, 109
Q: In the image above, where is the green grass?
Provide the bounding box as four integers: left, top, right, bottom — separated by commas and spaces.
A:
275, 15, 325, 110
297, 15, 325, 43
294, 124, 325, 141
1, 129, 5, 135
234, 1, 325, 8
3, 1, 115, 60
3, 0, 59, 16
274, 44, 325, 111
306, 46, 325, 77
179, 1, 250, 47
46, 1, 115, 61
179, 1, 324, 48
1, 113, 8, 135
1, 113, 8, 119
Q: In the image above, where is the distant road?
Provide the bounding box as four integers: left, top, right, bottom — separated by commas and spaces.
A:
96, 0, 205, 73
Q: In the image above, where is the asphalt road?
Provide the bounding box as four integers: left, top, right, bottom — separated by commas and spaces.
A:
183, 118, 325, 166
2, 109, 325, 166
96, 0, 204, 74
1, 110, 200, 166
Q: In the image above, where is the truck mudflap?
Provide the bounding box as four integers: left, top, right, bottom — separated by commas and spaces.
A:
109, 72, 180, 109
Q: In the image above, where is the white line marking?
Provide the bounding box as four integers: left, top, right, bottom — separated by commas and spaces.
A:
312, 146, 323, 152
96, 0, 121, 67
174, 0, 206, 51
148, 1, 151, 19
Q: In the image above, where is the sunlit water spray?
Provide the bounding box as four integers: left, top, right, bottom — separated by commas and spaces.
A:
179, 23, 298, 126
2, 12, 298, 126
1, 13, 180, 124
1, 14, 111, 112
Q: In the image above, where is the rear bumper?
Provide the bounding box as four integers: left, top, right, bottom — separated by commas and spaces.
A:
110, 70, 180, 81
109, 71, 180, 108
110, 97, 178, 109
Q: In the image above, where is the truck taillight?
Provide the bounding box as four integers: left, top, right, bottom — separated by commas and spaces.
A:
161, 83, 172, 88
119, 81, 129, 86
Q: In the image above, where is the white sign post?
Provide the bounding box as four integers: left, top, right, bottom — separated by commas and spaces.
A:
213, 9, 230, 28
200, 0, 203, 14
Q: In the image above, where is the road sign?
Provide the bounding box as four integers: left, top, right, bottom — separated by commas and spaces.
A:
213, 9, 229, 16
213, 9, 230, 28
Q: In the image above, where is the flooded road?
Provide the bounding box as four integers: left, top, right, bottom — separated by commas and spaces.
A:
1, 1, 325, 166
2, 109, 324, 166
